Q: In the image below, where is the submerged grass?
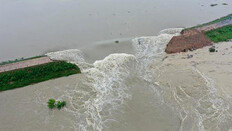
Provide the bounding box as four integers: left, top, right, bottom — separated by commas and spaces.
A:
0, 55, 46, 66
0, 61, 81, 92
47, 99, 66, 110
205, 25, 232, 43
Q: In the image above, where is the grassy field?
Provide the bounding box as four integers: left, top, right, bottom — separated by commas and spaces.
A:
0, 61, 81, 92
205, 24, 232, 43
185, 14, 232, 30
0, 55, 46, 66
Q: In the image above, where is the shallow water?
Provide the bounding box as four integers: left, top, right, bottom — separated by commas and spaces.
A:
1, 0, 232, 62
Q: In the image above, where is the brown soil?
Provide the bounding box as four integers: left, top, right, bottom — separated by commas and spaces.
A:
165, 29, 212, 54
165, 16, 232, 54
0, 57, 53, 73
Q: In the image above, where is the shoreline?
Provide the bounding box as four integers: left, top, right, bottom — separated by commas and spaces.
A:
165, 14, 232, 54
0, 60, 81, 92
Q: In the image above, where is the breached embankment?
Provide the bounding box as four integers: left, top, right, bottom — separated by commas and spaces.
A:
165, 14, 232, 54
165, 29, 212, 54
1, 28, 232, 131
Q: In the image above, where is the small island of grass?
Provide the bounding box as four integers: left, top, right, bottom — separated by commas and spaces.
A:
0, 61, 81, 92
47, 98, 66, 110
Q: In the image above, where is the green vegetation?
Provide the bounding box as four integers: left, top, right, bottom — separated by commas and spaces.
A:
115, 40, 119, 43
185, 14, 232, 30
56, 101, 66, 110
0, 55, 46, 66
209, 47, 216, 52
47, 99, 66, 110
205, 25, 232, 43
47, 99, 56, 109
0, 61, 81, 92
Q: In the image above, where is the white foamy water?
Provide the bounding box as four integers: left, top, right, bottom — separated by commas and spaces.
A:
47, 52, 139, 130
46, 49, 93, 70
46, 28, 232, 131
132, 28, 183, 81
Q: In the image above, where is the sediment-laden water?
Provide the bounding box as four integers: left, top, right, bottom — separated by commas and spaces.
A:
1, 0, 232, 130
1, 0, 232, 62
45, 28, 232, 130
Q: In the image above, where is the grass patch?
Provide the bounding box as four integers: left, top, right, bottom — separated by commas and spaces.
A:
205, 25, 232, 43
0, 61, 81, 92
47, 99, 66, 110
0, 55, 46, 66
185, 14, 232, 31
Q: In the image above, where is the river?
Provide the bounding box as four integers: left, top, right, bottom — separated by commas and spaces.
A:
1, 0, 232, 131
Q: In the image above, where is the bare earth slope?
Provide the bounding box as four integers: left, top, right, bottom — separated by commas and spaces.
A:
165, 15, 232, 54
0, 57, 53, 73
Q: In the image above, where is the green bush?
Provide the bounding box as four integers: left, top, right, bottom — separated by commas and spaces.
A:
56, 101, 66, 110
47, 99, 66, 110
47, 99, 56, 109
0, 61, 81, 91
209, 47, 216, 52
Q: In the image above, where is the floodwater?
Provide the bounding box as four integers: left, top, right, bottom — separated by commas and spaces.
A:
1, 0, 232, 131
1, 28, 232, 131
0, 0, 232, 62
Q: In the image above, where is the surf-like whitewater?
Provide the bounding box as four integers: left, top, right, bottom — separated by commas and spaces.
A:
46, 28, 232, 131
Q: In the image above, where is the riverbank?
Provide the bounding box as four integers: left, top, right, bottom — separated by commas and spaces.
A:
165, 14, 232, 53
0, 60, 81, 91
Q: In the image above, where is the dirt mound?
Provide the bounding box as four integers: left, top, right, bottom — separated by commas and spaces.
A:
165, 29, 212, 54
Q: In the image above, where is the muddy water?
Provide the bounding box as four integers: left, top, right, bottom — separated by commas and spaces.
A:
1, 0, 232, 62
46, 28, 232, 131
1, 0, 232, 131
1, 28, 232, 131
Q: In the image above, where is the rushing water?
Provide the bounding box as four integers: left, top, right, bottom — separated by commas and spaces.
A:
1, 0, 232, 62
45, 28, 181, 130
45, 28, 232, 130
1, 0, 232, 131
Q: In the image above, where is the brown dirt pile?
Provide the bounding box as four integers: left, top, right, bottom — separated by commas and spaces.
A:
165, 29, 212, 54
